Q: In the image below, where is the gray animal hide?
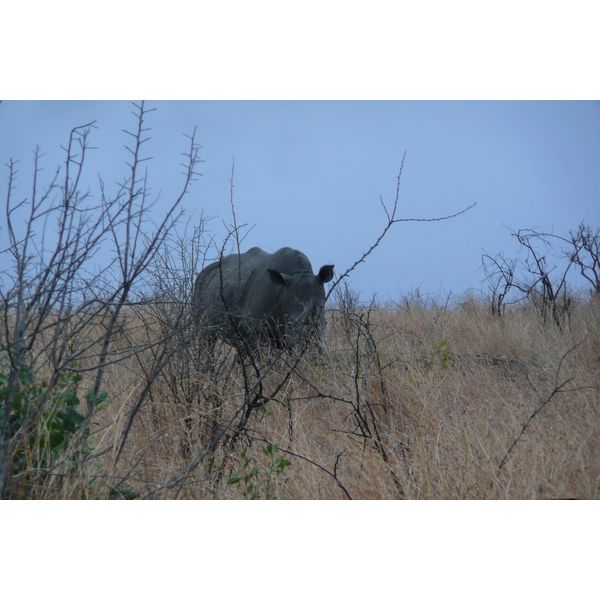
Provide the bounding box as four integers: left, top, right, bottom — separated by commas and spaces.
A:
193, 247, 334, 351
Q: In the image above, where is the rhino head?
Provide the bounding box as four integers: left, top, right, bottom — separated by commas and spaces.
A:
267, 264, 334, 351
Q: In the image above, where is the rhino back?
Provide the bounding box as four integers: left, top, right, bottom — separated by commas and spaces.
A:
270, 247, 314, 275
194, 248, 278, 329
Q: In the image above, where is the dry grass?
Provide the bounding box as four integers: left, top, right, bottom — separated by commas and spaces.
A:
83, 295, 600, 500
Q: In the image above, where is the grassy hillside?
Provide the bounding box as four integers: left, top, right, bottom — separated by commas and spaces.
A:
9, 294, 595, 500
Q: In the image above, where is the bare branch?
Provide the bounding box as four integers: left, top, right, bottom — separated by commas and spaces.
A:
327, 154, 476, 299
495, 340, 592, 477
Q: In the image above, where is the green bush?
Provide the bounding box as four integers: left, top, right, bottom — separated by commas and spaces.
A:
228, 445, 292, 499
0, 364, 107, 498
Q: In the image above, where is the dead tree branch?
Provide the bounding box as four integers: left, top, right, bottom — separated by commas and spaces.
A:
327, 153, 476, 300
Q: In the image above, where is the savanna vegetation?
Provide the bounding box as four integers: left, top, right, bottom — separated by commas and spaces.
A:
2, 103, 598, 499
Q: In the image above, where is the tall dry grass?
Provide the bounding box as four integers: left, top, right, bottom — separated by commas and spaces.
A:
82, 294, 599, 500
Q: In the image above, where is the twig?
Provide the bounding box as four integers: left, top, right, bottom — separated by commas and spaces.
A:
495, 340, 591, 478
245, 434, 354, 500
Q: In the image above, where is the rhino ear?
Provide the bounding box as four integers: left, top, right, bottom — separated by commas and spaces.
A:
317, 265, 334, 284
268, 268, 291, 286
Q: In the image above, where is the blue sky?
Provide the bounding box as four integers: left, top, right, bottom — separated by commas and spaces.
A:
2, 100, 598, 301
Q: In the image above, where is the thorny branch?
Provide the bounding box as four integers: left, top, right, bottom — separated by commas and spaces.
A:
327, 153, 476, 301
0, 102, 203, 498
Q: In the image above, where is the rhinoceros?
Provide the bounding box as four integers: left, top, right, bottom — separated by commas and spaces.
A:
192, 247, 334, 352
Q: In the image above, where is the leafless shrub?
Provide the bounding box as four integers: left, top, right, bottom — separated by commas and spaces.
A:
481, 251, 519, 316
564, 222, 600, 295
0, 102, 202, 498
513, 228, 576, 329
482, 225, 596, 328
